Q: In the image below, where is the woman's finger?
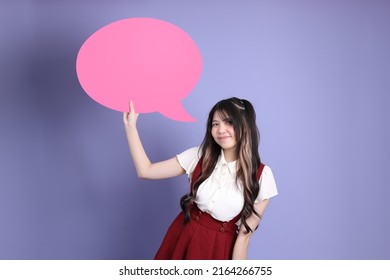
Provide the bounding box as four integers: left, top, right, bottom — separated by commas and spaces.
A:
130, 100, 135, 114
123, 112, 129, 123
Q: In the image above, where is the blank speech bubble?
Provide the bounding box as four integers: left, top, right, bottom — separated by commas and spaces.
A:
76, 18, 202, 122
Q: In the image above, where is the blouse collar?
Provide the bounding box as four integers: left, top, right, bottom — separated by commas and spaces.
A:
215, 149, 237, 174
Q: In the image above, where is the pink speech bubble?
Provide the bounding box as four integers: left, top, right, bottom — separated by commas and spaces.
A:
76, 18, 202, 122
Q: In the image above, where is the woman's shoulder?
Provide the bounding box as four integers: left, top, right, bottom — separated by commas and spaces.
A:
259, 164, 276, 182
176, 146, 201, 175
256, 164, 278, 201
178, 146, 201, 159
262, 164, 273, 175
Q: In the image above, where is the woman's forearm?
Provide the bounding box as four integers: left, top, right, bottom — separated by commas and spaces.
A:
123, 101, 154, 179
232, 199, 270, 259
124, 125, 152, 179
232, 233, 251, 260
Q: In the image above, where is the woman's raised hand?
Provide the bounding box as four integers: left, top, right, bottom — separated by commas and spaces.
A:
123, 100, 139, 130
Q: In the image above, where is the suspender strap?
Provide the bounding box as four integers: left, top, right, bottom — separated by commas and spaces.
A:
256, 163, 265, 181
190, 160, 202, 189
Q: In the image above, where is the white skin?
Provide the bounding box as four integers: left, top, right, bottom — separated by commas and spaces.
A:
123, 101, 270, 260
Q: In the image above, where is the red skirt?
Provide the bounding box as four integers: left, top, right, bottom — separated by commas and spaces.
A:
154, 204, 240, 260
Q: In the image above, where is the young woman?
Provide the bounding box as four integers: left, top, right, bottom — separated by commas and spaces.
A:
123, 97, 278, 260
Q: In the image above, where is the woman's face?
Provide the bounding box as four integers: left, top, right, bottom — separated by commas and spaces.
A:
211, 111, 237, 154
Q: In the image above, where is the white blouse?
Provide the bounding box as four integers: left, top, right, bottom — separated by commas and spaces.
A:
177, 146, 278, 222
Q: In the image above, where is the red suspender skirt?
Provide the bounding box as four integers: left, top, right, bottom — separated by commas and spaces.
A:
154, 162, 265, 260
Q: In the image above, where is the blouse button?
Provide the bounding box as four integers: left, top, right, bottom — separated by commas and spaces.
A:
219, 228, 225, 232
222, 223, 227, 228
194, 216, 199, 221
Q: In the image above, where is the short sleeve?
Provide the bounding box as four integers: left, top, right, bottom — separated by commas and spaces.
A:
176, 146, 201, 178
255, 165, 278, 202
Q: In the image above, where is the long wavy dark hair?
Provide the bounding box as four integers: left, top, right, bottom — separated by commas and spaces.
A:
180, 97, 262, 233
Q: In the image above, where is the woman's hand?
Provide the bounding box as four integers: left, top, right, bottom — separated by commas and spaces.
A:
123, 100, 139, 130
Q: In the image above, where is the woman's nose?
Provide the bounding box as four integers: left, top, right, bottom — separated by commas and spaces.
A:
218, 123, 226, 133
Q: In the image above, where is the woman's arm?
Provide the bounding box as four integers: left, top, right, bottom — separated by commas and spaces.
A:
232, 199, 270, 260
123, 101, 186, 180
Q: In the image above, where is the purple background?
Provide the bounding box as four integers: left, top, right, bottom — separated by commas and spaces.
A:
1, 1, 389, 260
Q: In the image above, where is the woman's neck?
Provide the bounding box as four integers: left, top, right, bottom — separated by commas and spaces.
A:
223, 149, 237, 163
